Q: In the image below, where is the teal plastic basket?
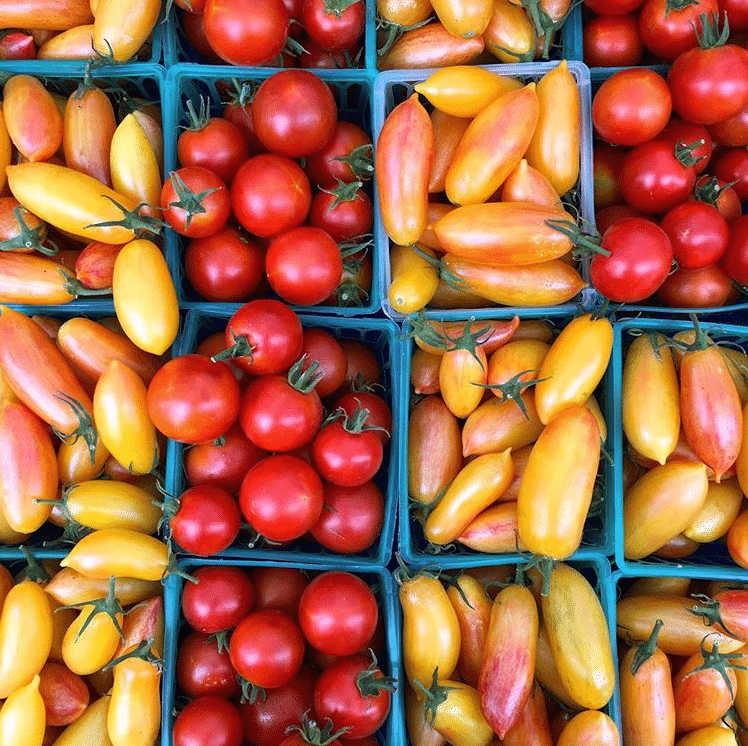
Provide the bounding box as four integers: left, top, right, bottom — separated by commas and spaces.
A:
398, 309, 615, 568
161, 558, 402, 746
612, 316, 748, 577
372, 60, 597, 320
164, 306, 402, 567
163, 64, 380, 315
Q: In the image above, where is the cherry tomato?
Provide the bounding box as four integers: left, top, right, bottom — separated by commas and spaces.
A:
305, 122, 372, 188
334, 391, 391, 444
171, 485, 242, 556
639, 0, 717, 61
658, 264, 736, 308
722, 214, 748, 284
661, 200, 729, 269
252, 567, 309, 617
340, 339, 382, 387
594, 204, 642, 234
661, 118, 713, 175
720, 0, 748, 31
710, 99, 748, 146
584, 0, 644, 11
300, 328, 347, 398
302, 0, 365, 53
178, 115, 249, 184
161, 166, 231, 238
173, 696, 244, 746
593, 144, 626, 208
584, 14, 643, 67
177, 631, 241, 699
308, 187, 373, 243
181, 566, 255, 634
715, 147, 748, 200
37, 662, 89, 727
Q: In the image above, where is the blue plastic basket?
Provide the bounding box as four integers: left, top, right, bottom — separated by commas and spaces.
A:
164, 306, 402, 567
612, 316, 748, 577
161, 558, 402, 746
398, 309, 615, 568
372, 60, 597, 321
162, 64, 381, 316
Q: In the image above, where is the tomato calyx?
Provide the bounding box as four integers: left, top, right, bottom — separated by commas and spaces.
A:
356, 650, 396, 698
206, 630, 231, 654
334, 144, 374, 182
0, 207, 54, 255
689, 594, 740, 638
673, 139, 708, 168
695, 175, 739, 207
478, 370, 548, 420
414, 667, 459, 724
53, 392, 99, 464
520, 0, 568, 58
183, 97, 212, 133
322, 178, 364, 210
286, 710, 351, 746
545, 218, 611, 260
323, 0, 361, 18
212, 331, 255, 365
225, 79, 257, 108
58, 575, 126, 642
324, 404, 387, 436
519, 555, 555, 596
85, 194, 164, 237
288, 355, 323, 393
61, 267, 115, 299
411, 245, 468, 293
630, 619, 664, 675
330, 281, 369, 307
408, 315, 489, 364
375, 14, 433, 57
238, 674, 267, 704
16, 546, 51, 584
684, 638, 748, 696
665, 0, 700, 15
165, 172, 221, 233
694, 10, 730, 49
103, 636, 163, 672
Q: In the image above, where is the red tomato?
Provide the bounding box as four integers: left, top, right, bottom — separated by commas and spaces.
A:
583, 14, 643, 67
719, 0, 748, 31
229, 610, 305, 689
311, 481, 384, 553
693, 175, 742, 222
266, 226, 343, 306
595, 204, 642, 234
173, 696, 244, 746
230, 154, 312, 238
308, 187, 373, 243
251, 70, 337, 158
639, 0, 718, 61
710, 99, 748, 146
340, 340, 382, 387
302, 0, 365, 52
161, 166, 231, 238
147, 355, 241, 444
334, 391, 391, 444
181, 9, 225, 63
722, 214, 748, 284
661, 201, 729, 269
185, 226, 265, 303
223, 91, 264, 154
240, 454, 324, 542
0, 31, 36, 60
593, 143, 626, 208
300, 328, 347, 398
177, 632, 240, 699
178, 115, 249, 184
171, 485, 242, 556
661, 118, 713, 174
252, 567, 309, 617
658, 264, 736, 308
298, 572, 378, 656
592, 68, 671, 146
584, 0, 644, 11
715, 147, 748, 199
305, 122, 372, 188
38, 662, 89, 727
591, 217, 674, 302
203, 0, 289, 66
298, 36, 351, 67
182, 566, 255, 634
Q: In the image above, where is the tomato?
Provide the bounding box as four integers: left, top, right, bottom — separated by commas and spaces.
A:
178, 632, 240, 699
340, 339, 382, 386
230, 154, 311, 238
592, 68, 671, 146
308, 187, 372, 243
37, 662, 89, 727
173, 696, 244, 746
92, 0, 159, 61
593, 145, 625, 208
161, 166, 231, 238
297, 37, 350, 67
583, 13, 643, 67
298, 571, 377, 656
694, 175, 742, 222
147, 355, 241, 444
305, 122, 371, 188
584, 0, 643, 11
500, 157, 560, 208
659, 264, 736, 308
0, 30, 35, 60
710, 100, 748, 147
639, 0, 717, 61
482, 0, 534, 62
302, 0, 364, 52
178, 112, 249, 184
715, 147, 748, 200
720, 0, 748, 30
182, 566, 255, 634
334, 391, 390, 444
662, 201, 729, 271
230, 609, 305, 689
251, 567, 309, 617
74, 242, 122, 290
300, 329, 346, 398
240, 454, 324, 542
204, 0, 289, 66
171, 485, 241, 556
662, 118, 713, 175
728, 509, 748, 567
0, 675, 45, 746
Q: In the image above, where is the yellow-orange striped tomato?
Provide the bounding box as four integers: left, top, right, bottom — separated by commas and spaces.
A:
107, 652, 161, 746
500, 159, 561, 207
428, 110, 471, 195
45, 568, 161, 608
377, 0, 433, 26
49, 694, 112, 746
457, 501, 525, 553
557, 710, 619, 746
483, 0, 536, 63
447, 574, 492, 688
0, 110, 11, 194
430, 0, 492, 38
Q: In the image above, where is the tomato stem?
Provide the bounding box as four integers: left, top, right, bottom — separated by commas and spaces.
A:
0, 207, 53, 255
287, 355, 323, 393
103, 636, 162, 671
476, 370, 547, 420
17, 546, 50, 584
665, 0, 699, 15
334, 144, 373, 182
165, 172, 221, 233
58, 575, 126, 643
685, 639, 748, 697
206, 630, 231, 654
286, 711, 350, 746
238, 676, 267, 705
688, 595, 739, 638
211, 332, 254, 364
414, 668, 459, 725
183, 97, 211, 132
673, 139, 707, 168
53, 393, 98, 465
376, 14, 433, 56
84, 195, 164, 237
546, 218, 611, 259
694, 11, 730, 49
630, 619, 664, 675
356, 649, 396, 698
331, 281, 369, 307
322, 178, 364, 210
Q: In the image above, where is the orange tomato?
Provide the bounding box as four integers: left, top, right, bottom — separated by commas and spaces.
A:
439, 336, 488, 419
447, 574, 492, 687
430, 0, 492, 37
427, 110, 471, 194
379, 21, 485, 69
500, 159, 561, 207
457, 501, 524, 553
483, 0, 536, 62
557, 710, 619, 746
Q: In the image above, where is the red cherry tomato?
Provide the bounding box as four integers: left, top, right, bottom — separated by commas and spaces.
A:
251, 567, 310, 617
171, 485, 242, 556
595, 204, 643, 234
177, 632, 241, 699
661, 118, 713, 175
161, 166, 231, 238
182, 566, 255, 634
334, 391, 391, 444
661, 200, 729, 269
302, 0, 365, 52
173, 696, 244, 746
583, 14, 643, 67
715, 147, 748, 200
178, 116, 249, 184
300, 328, 347, 398
305, 122, 372, 188
658, 264, 737, 308
638, 0, 718, 62
722, 214, 748, 284
309, 187, 373, 243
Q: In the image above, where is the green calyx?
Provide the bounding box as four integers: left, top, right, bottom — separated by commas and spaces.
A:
376, 14, 433, 57
16, 546, 51, 584
325, 403, 386, 436
0, 207, 54, 255
683, 638, 748, 698
287, 355, 323, 393
206, 630, 231, 654
58, 576, 125, 643
695, 11, 730, 49
211, 331, 254, 365
238, 676, 266, 705
631, 619, 664, 675
84, 194, 164, 238
286, 711, 351, 746
184, 97, 211, 132
322, 178, 364, 211
685, 312, 712, 351
414, 668, 458, 726
323, 0, 360, 18
334, 144, 373, 182
330, 282, 369, 307
477, 370, 548, 420
166, 172, 220, 233
356, 649, 397, 698
102, 637, 162, 672
546, 218, 611, 260
673, 139, 707, 168
694, 175, 737, 207
665, 0, 699, 15
688, 595, 738, 638
53, 393, 99, 465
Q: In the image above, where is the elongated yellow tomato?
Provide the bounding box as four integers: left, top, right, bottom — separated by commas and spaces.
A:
484, 0, 536, 62
430, 0, 492, 37
400, 573, 461, 688
428, 110, 471, 195
486, 339, 549, 393
585, 395, 607, 441
535, 313, 613, 424
0, 675, 45, 746
378, 0, 433, 25
389, 244, 439, 314
557, 710, 619, 746
406, 685, 446, 746
62, 602, 123, 676
60, 529, 169, 581
112, 239, 179, 356
6, 163, 140, 244
535, 625, 581, 709
48, 597, 77, 664
734, 401, 748, 496
94, 361, 158, 475
457, 502, 525, 553
626, 576, 692, 597
500, 159, 561, 207
0, 110, 11, 194
683, 478, 743, 543
445, 84, 539, 205
425, 450, 513, 544
418, 679, 494, 746
541, 563, 615, 710
676, 726, 738, 745
45, 568, 161, 608
447, 574, 492, 688
526, 61, 581, 195
0, 580, 53, 698
415, 67, 523, 119
37, 24, 96, 58
93, 0, 160, 61
439, 342, 487, 419
0, 510, 28, 545
108, 655, 160, 746
624, 460, 709, 560
51, 694, 112, 746
623, 333, 680, 465
518, 406, 600, 559
58, 431, 109, 484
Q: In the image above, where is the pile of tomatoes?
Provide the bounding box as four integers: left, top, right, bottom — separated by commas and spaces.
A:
173, 565, 393, 746
591, 21, 748, 307
380, 62, 587, 316
407, 312, 610, 559
400, 561, 617, 745
168, 68, 373, 309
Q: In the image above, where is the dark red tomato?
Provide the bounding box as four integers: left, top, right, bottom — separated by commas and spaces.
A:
240, 370, 323, 452
592, 68, 671, 146
181, 9, 226, 63
339, 339, 382, 388
619, 140, 697, 214
147, 355, 241, 444
311, 481, 384, 553
251, 567, 309, 617
178, 117, 249, 184
340, 738, 379, 746
595, 204, 643, 234
230, 154, 312, 239
302, 0, 365, 53
223, 94, 265, 155
298, 572, 378, 656
668, 40, 748, 125
251, 70, 338, 158
722, 214, 748, 284
301, 328, 347, 398
661, 201, 729, 269
240, 454, 324, 542
719, 0, 748, 31
281, 0, 305, 33
693, 175, 743, 222
639, 0, 717, 61
182, 566, 255, 634
177, 632, 240, 699
241, 666, 317, 746
661, 118, 713, 175
229, 610, 305, 689
173, 696, 244, 746
710, 101, 748, 147
591, 217, 674, 302
715, 148, 748, 199
0, 31, 36, 60
266, 226, 343, 306
204, 0, 289, 66
161, 167, 231, 238
298, 37, 351, 68
305, 122, 372, 188
584, 0, 644, 12
309, 188, 373, 243
171, 485, 242, 556
185, 226, 265, 303
583, 14, 643, 67
593, 143, 626, 208
176, 0, 206, 10
334, 391, 391, 444
658, 263, 737, 307
314, 654, 392, 739
222, 299, 304, 375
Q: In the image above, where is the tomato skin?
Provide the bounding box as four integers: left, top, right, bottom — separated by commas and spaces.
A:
161, 166, 231, 238
172, 485, 242, 556
308, 188, 373, 243
178, 117, 249, 184
0, 674, 45, 746
584, 0, 643, 11
302, 0, 364, 52
715, 147, 748, 200
584, 13, 643, 67
380, 21, 484, 69
722, 214, 748, 284
335, 392, 391, 444
661, 201, 729, 269
300, 329, 347, 398
75, 241, 122, 290
37, 662, 89, 727
305, 122, 371, 188
173, 696, 244, 746
312, 419, 383, 487
182, 566, 255, 634
177, 632, 240, 699
251, 567, 309, 617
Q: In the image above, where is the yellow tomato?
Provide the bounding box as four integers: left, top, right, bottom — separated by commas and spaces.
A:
676, 726, 738, 746
430, 0, 492, 37
107, 655, 161, 746
388, 244, 439, 315
93, 0, 160, 61
57, 432, 109, 484
62, 601, 123, 676
0, 109, 11, 194
483, 0, 535, 62
0, 675, 45, 746
45, 568, 161, 608
50, 694, 112, 746
420, 679, 494, 746
557, 710, 619, 746
683, 478, 744, 543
